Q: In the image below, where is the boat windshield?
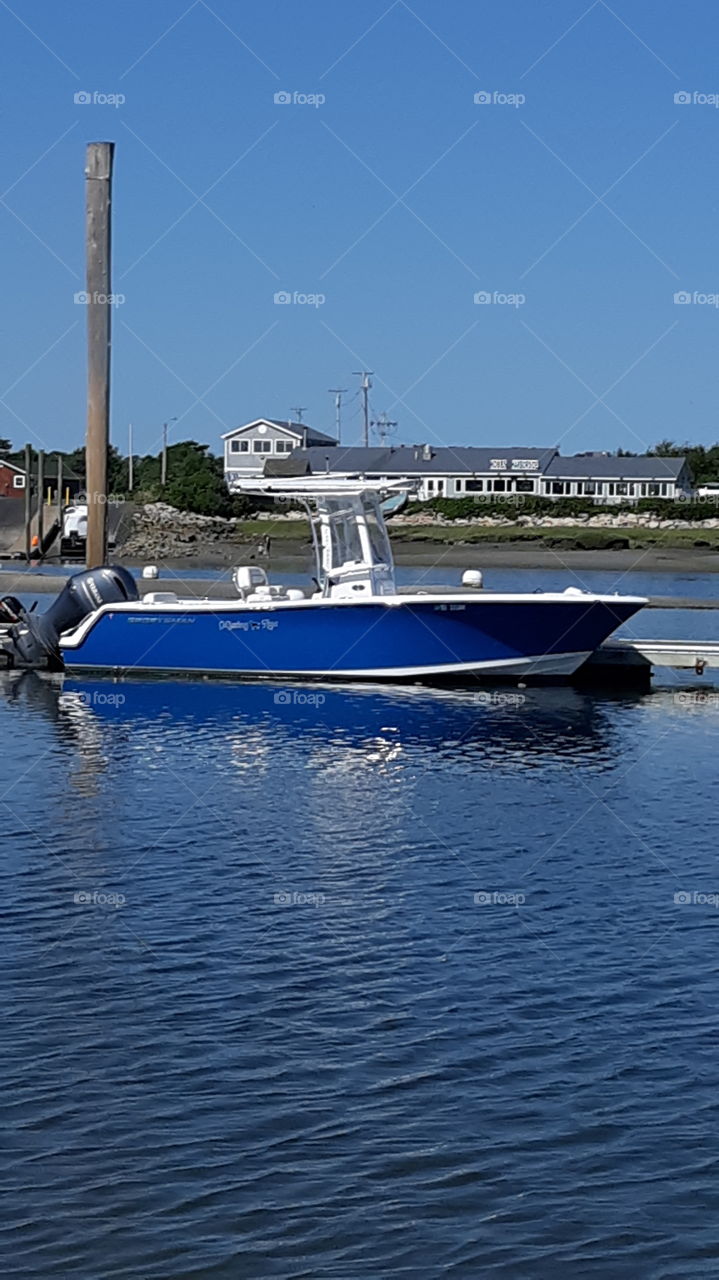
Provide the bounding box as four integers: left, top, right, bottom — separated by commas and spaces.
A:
322, 499, 365, 569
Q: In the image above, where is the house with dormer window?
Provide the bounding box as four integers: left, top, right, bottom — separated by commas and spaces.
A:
223, 419, 338, 482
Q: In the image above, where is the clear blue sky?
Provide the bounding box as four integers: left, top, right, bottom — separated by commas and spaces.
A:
1, 0, 718, 459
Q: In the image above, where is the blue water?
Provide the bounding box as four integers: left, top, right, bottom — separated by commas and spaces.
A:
2, 632, 719, 1277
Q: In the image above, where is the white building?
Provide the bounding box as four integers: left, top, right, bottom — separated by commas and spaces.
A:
223, 419, 337, 484
223, 432, 692, 504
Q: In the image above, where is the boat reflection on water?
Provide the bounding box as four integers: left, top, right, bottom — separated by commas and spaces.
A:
0, 670, 633, 773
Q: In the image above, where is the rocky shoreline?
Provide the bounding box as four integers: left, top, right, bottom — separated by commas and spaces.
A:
118, 502, 287, 561
395, 511, 719, 531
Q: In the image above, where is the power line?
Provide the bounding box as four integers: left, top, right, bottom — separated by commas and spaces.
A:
370, 412, 398, 446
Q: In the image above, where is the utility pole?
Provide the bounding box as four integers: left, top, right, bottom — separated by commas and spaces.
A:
85, 141, 114, 568
328, 388, 347, 444
290, 406, 307, 424
371, 412, 398, 446
128, 422, 134, 492
353, 370, 373, 446
160, 417, 177, 487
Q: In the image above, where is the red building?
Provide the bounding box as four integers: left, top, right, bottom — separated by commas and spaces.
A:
0, 461, 26, 497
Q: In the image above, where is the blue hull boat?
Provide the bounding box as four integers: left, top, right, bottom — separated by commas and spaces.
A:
60, 592, 642, 680
0, 475, 645, 681
52, 477, 646, 683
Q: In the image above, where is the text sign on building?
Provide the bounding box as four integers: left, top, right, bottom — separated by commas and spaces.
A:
490, 458, 540, 472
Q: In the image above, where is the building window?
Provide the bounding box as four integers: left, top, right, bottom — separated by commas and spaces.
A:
455, 479, 464, 492
12, 474, 25, 489
493, 478, 507, 492
465, 479, 484, 492
426, 480, 435, 492
515, 478, 534, 493
230, 439, 249, 453
615, 483, 628, 496
550, 481, 566, 495
252, 439, 272, 453
275, 439, 294, 453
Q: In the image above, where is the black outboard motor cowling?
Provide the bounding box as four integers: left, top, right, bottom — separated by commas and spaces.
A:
0, 565, 138, 669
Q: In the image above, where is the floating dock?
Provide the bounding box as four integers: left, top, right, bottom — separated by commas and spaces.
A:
576, 638, 719, 690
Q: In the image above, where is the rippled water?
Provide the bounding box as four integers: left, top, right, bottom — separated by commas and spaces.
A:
3, 576, 719, 1277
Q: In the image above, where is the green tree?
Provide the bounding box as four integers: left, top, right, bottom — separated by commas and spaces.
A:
162, 441, 235, 516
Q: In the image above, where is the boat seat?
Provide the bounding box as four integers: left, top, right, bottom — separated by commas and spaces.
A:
246, 585, 286, 603
142, 591, 180, 604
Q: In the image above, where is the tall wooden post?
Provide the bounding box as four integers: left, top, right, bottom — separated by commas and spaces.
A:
84, 141, 114, 567
37, 450, 44, 551
56, 453, 63, 536
24, 443, 32, 562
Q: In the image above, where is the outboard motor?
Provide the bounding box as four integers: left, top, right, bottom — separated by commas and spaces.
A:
0, 565, 138, 670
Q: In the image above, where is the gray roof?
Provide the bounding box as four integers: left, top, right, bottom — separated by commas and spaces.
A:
266, 419, 338, 445
222, 419, 338, 446
294, 445, 688, 481
299, 445, 558, 475
545, 454, 687, 480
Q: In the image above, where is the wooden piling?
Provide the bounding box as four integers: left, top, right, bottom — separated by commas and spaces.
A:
84, 141, 114, 568
23, 443, 31, 562
56, 453, 63, 535
36, 450, 44, 551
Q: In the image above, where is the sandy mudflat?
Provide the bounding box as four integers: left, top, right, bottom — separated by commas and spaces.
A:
391, 542, 719, 574
261, 538, 719, 576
